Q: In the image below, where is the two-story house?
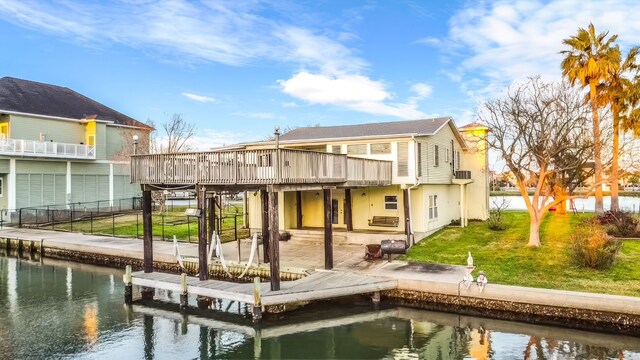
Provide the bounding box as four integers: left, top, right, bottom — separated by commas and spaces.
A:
0, 77, 150, 217
241, 118, 490, 244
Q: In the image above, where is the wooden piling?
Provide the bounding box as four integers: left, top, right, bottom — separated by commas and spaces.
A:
323, 189, 333, 270
344, 188, 353, 232
142, 189, 153, 273
180, 273, 188, 309
403, 188, 411, 245
123, 265, 133, 304
260, 190, 270, 263
252, 276, 263, 321
198, 186, 208, 281
295, 191, 303, 230
268, 190, 280, 291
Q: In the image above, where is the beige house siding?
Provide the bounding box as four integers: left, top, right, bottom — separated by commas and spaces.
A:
416, 125, 464, 184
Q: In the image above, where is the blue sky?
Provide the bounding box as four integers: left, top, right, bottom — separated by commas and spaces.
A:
1, 0, 640, 154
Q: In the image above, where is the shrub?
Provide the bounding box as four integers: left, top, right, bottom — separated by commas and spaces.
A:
571, 222, 623, 270
487, 213, 507, 231
597, 210, 640, 238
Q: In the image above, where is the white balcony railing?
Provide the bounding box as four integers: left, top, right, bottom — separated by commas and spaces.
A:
0, 139, 96, 159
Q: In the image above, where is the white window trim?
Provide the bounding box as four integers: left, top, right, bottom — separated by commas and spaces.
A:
428, 195, 438, 220
384, 195, 398, 210
0, 177, 3, 197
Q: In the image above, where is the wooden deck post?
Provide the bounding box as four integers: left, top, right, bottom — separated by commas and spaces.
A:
142, 189, 153, 273
207, 196, 216, 256
198, 186, 208, 281
295, 191, 303, 230
268, 190, 280, 291
344, 188, 353, 232
403, 188, 411, 245
261, 190, 270, 263
323, 189, 333, 270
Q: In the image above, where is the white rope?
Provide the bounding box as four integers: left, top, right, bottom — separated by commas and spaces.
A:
215, 233, 231, 275
238, 232, 258, 279
207, 233, 216, 266
173, 235, 185, 269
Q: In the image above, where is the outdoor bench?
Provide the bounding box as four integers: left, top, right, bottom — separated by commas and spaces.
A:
368, 216, 399, 227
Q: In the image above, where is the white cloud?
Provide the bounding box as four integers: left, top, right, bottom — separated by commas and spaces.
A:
409, 83, 433, 103
279, 72, 426, 119
282, 102, 298, 108
182, 92, 215, 103
436, 0, 640, 101
415, 37, 441, 46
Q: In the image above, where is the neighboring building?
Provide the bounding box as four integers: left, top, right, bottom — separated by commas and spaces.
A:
240, 118, 490, 243
0, 77, 151, 216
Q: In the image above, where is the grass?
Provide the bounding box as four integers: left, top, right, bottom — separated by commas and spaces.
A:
404, 211, 640, 297
50, 205, 249, 243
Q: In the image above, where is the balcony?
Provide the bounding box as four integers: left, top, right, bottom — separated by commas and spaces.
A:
0, 139, 96, 160
131, 149, 392, 187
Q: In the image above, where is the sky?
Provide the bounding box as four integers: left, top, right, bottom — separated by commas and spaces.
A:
1, 0, 640, 158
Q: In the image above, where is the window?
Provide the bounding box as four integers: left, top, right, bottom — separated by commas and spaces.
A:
456, 151, 461, 170
397, 142, 408, 177
445, 147, 450, 162
347, 144, 367, 155
371, 143, 391, 154
429, 195, 438, 219
331, 145, 342, 154
257, 154, 272, 167
434, 145, 439, 167
384, 195, 398, 210
0, 177, 3, 197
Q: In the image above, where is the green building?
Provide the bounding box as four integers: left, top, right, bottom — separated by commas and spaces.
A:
0, 77, 151, 218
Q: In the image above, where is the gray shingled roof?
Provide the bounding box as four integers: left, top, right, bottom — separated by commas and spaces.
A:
0, 77, 151, 128
279, 117, 452, 142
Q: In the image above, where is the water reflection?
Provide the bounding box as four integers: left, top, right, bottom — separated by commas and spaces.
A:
1, 251, 640, 359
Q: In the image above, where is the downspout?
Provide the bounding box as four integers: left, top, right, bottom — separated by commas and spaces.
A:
406, 135, 420, 246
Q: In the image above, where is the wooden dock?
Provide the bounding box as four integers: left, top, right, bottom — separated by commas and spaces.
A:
131, 269, 397, 307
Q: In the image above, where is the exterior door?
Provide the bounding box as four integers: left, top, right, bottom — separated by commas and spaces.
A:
331, 199, 339, 224
331, 189, 345, 227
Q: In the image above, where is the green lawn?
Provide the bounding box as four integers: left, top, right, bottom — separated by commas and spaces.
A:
405, 211, 640, 297
52, 205, 249, 243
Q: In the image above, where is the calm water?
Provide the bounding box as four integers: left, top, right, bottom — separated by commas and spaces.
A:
491, 195, 640, 212
2, 253, 640, 359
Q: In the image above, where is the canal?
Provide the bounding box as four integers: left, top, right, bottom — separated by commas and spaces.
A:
2, 253, 640, 359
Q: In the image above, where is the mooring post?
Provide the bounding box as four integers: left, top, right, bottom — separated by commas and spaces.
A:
180, 273, 188, 310
252, 276, 263, 321
17, 238, 23, 254
40, 238, 44, 256
142, 189, 153, 273
123, 265, 133, 304
260, 190, 270, 263
197, 186, 208, 281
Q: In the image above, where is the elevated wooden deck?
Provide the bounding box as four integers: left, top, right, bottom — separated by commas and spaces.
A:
131, 269, 397, 307
130, 148, 392, 188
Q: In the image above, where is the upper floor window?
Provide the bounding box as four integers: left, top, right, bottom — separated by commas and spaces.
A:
456, 151, 461, 170
347, 144, 367, 155
445, 147, 450, 163
384, 195, 398, 210
397, 142, 408, 177
434, 145, 439, 167
371, 143, 391, 154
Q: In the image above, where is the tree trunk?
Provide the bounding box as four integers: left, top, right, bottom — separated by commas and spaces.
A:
590, 80, 604, 215
611, 109, 620, 212
528, 217, 541, 247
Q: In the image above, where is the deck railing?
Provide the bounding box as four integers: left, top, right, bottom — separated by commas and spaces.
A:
131, 149, 392, 186
0, 138, 96, 159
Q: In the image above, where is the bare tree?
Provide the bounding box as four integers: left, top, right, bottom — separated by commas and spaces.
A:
152, 113, 196, 153
479, 77, 594, 246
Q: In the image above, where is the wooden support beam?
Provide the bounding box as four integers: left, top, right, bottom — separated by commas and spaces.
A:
295, 191, 303, 230
260, 190, 270, 263
323, 188, 333, 270
344, 188, 353, 232
198, 186, 208, 281
268, 190, 280, 291
403, 188, 411, 244
142, 189, 153, 273
207, 196, 216, 255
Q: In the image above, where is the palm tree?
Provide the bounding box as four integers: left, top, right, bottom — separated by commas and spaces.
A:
597, 47, 639, 211
561, 24, 620, 215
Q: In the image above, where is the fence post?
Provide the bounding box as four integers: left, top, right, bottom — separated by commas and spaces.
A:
119, 199, 122, 212
52, 211, 55, 230
136, 211, 139, 239
187, 219, 191, 243
162, 214, 165, 241
35, 209, 39, 228
90, 212, 93, 234
18, 209, 22, 228
97, 201, 100, 215
236, 216, 241, 261
112, 213, 115, 237
70, 209, 73, 232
